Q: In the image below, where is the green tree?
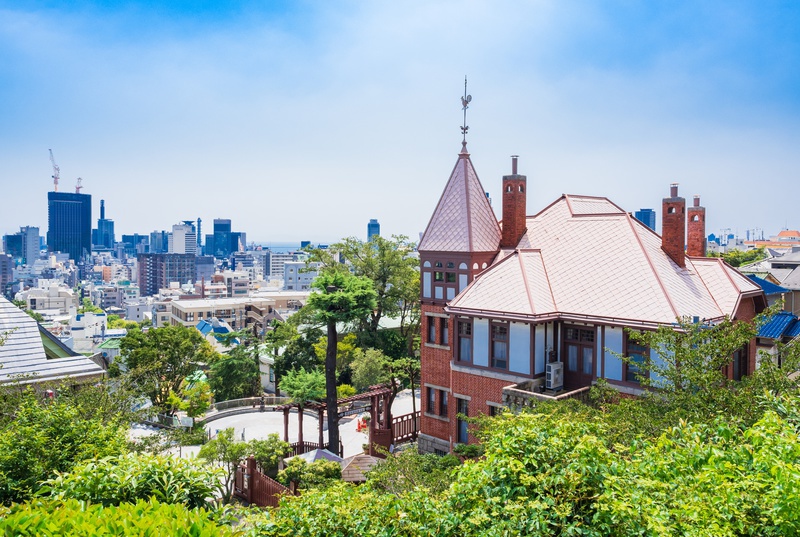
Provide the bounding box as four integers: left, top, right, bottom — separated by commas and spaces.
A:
119, 324, 218, 409
350, 348, 389, 392
208, 345, 260, 402
78, 297, 103, 314
167, 380, 213, 418
613, 314, 761, 436
307, 235, 420, 354
249, 434, 291, 478
107, 314, 140, 331
306, 270, 377, 453
266, 318, 322, 393
312, 332, 359, 376
708, 246, 767, 267
280, 368, 326, 406
198, 428, 249, 503
279, 367, 325, 447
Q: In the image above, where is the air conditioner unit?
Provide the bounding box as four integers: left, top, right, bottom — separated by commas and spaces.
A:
546, 362, 564, 391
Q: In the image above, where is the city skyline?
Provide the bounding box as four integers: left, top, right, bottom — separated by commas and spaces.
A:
1, 2, 799, 243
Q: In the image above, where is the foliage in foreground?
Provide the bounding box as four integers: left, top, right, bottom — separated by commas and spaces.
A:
248, 399, 800, 537
42, 453, 222, 508
0, 499, 235, 537
0, 392, 128, 504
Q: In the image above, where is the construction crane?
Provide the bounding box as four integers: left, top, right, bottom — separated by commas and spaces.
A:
75, 177, 83, 193
49, 149, 60, 192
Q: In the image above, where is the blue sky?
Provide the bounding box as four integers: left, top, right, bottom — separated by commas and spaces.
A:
1, 1, 799, 243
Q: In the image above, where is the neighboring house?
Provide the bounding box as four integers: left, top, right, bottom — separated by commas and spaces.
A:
417, 143, 766, 455
0, 296, 105, 385
755, 310, 800, 366
740, 250, 800, 315
195, 317, 237, 351
747, 275, 794, 311
195, 319, 276, 393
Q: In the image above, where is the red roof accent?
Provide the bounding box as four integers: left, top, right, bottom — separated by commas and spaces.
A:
418, 148, 501, 253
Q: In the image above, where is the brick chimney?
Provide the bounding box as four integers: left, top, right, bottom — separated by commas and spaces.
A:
500, 155, 527, 248
662, 183, 686, 268
686, 195, 706, 257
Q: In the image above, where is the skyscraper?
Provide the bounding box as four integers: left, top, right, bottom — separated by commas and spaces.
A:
168, 222, 197, 255
634, 208, 656, 231
368, 219, 380, 241
47, 192, 92, 262
137, 253, 197, 296
92, 199, 116, 249
212, 219, 232, 257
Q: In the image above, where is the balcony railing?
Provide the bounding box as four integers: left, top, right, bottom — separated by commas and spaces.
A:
502, 380, 591, 411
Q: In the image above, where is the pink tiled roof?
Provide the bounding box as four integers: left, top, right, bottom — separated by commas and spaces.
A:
418, 149, 501, 253
448, 194, 763, 327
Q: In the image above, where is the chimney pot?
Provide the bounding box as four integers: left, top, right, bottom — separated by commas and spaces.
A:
670, 183, 679, 198
693, 195, 700, 207
511, 155, 519, 175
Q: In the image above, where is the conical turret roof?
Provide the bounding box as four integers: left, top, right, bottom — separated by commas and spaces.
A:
419, 146, 501, 253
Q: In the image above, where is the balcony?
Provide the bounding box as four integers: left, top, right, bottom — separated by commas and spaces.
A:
502, 380, 591, 412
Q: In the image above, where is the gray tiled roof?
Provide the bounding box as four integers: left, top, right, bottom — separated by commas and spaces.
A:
0, 297, 105, 384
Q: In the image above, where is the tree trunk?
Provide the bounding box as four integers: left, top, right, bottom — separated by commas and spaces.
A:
325, 319, 339, 453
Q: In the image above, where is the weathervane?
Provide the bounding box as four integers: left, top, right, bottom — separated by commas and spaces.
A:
461, 76, 472, 145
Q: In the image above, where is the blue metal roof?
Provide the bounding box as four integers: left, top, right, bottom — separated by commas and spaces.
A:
758, 311, 799, 339
786, 319, 800, 339
747, 275, 790, 296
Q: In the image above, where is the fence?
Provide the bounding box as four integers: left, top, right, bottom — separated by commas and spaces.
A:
234, 456, 295, 508
391, 411, 420, 445
212, 396, 289, 412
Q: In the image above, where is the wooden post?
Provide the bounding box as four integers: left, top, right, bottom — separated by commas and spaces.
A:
246, 456, 257, 505
318, 408, 324, 447
283, 408, 289, 442
297, 405, 304, 445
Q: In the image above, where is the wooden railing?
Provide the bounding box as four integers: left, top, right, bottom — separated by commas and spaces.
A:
234, 456, 295, 508
288, 440, 343, 458
391, 411, 420, 445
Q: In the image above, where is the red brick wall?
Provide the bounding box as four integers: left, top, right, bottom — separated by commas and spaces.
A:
662, 185, 686, 267
501, 174, 527, 248
451, 370, 511, 444
420, 303, 453, 443
687, 197, 706, 257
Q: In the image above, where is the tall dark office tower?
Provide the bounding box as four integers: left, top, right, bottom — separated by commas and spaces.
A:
213, 219, 232, 257
93, 199, 116, 249
47, 192, 92, 262
367, 218, 381, 241
196, 218, 203, 250
634, 208, 656, 231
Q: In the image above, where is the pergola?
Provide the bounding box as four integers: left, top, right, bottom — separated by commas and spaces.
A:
275, 384, 394, 455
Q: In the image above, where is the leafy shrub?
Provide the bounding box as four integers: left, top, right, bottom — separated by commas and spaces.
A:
250, 434, 291, 477
277, 458, 341, 490
0, 499, 234, 536
41, 453, 222, 508
0, 393, 128, 504
365, 448, 459, 496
